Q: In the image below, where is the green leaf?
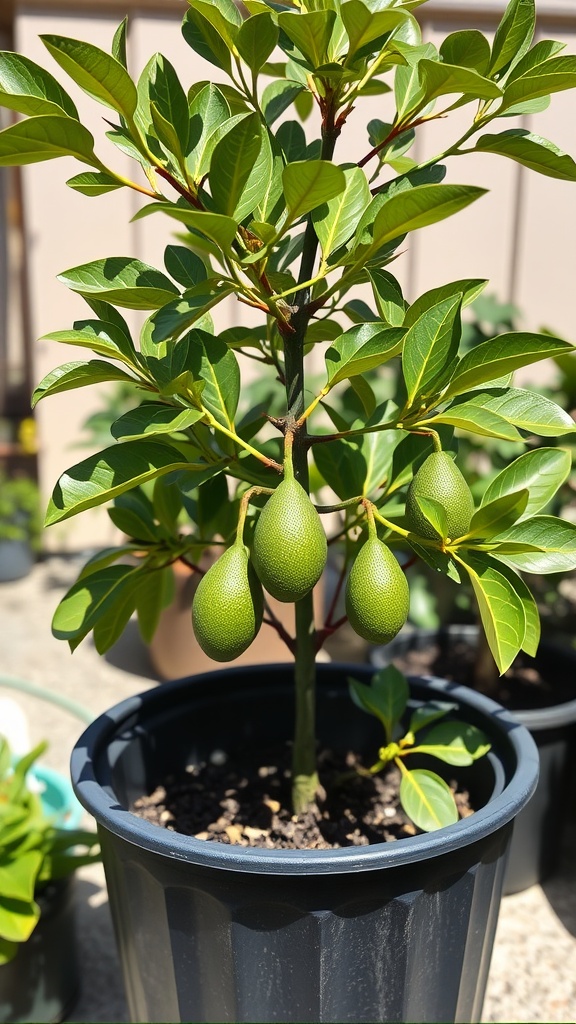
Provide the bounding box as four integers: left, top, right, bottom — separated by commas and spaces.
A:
66, 170, 123, 196
143, 285, 233, 346
468, 387, 576, 436
40, 35, 138, 119
456, 549, 527, 672
340, 3, 409, 61
0, 51, 78, 118
414, 721, 490, 766
404, 279, 487, 327
251, 128, 284, 223
57, 257, 180, 310
409, 701, 455, 735
419, 59, 502, 102
111, 17, 128, 68
465, 489, 529, 540
481, 448, 571, 519
369, 269, 406, 326
312, 436, 367, 500
0, 897, 40, 944
350, 184, 486, 263
147, 55, 190, 161
111, 403, 205, 441
489, 0, 535, 78
283, 159, 346, 222
193, 0, 241, 47
262, 80, 303, 126
494, 517, 576, 574
501, 55, 576, 111
237, 13, 279, 73
348, 665, 409, 743
32, 360, 139, 408
210, 113, 264, 219
421, 400, 523, 442
135, 566, 174, 644
182, 8, 233, 75
45, 440, 206, 525
402, 295, 461, 407
439, 30, 491, 75
325, 324, 405, 387
42, 319, 137, 367
186, 329, 240, 428
0, 115, 98, 167
133, 203, 238, 253
399, 768, 458, 832
164, 245, 207, 289
52, 563, 138, 650
474, 130, 576, 182
485, 555, 540, 657
442, 333, 574, 399
278, 10, 336, 69
187, 83, 231, 181
0, 852, 42, 902
312, 165, 371, 258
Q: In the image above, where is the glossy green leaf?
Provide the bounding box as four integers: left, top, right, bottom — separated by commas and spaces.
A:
456, 549, 527, 672
501, 55, 576, 111
408, 701, 455, 735
164, 246, 207, 289
66, 170, 123, 196
181, 8, 232, 75
57, 257, 180, 310
186, 329, 240, 428
0, 897, 40, 944
193, 0, 241, 48
237, 13, 279, 73
349, 665, 408, 742
465, 489, 529, 540
421, 400, 523, 442
143, 285, 233, 346
471, 387, 576, 436
262, 80, 303, 126
210, 113, 263, 218
414, 721, 490, 766
351, 184, 486, 263
485, 555, 540, 657
439, 30, 491, 74
32, 360, 139, 408
111, 403, 205, 441
111, 17, 128, 68
186, 83, 231, 180
40, 35, 138, 119
442, 333, 574, 399
505, 38, 565, 84
0, 51, 78, 118
475, 130, 576, 181
481, 448, 571, 519
402, 295, 461, 407
251, 128, 284, 223
369, 269, 406, 326
135, 566, 175, 644
283, 159, 346, 221
400, 769, 458, 832
42, 319, 137, 367
133, 203, 238, 253
419, 59, 502, 102
312, 165, 371, 258
404, 279, 487, 328
278, 10, 336, 69
409, 495, 448, 540
312, 436, 368, 500
0, 115, 98, 167
325, 324, 405, 387
148, 55, 190, 159
45, 440, 205, 525
52, 563, 138, 650
0, 852, 42, 902
494, 517, 576, 574
340, 3, 408, 60
489, 0, 535, 78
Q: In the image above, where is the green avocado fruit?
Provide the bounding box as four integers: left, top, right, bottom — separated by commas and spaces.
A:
252, 476, 327, 602
192, 544, 263, 662
345, 536, 409, 645
405, 451, 474, 540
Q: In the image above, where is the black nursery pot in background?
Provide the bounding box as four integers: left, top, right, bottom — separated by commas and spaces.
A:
372, 626, 576, 895
71, 664, 537, 1024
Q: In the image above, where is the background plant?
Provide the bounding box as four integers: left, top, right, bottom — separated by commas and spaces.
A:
1, 0, 576, 813
0, 472, 42, 549
0, 737, 100, 964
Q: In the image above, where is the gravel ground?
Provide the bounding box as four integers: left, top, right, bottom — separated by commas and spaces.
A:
0, 556, 575, 1024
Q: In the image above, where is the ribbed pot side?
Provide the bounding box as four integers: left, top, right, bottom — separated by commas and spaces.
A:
71, 664, 539, 1024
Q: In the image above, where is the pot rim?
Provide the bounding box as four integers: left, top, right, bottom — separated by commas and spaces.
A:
372, 625, 576, 731
71, 663, 539, 876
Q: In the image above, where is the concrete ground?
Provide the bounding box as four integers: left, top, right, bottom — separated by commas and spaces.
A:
1, 556, 575, 1024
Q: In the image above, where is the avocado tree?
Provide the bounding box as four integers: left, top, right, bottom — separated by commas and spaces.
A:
2, 0, 576, 815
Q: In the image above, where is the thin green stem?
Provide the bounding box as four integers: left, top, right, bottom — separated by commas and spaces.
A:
203, 410, 283, 472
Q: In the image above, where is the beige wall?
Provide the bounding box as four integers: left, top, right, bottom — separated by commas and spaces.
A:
12, 0, 576, 549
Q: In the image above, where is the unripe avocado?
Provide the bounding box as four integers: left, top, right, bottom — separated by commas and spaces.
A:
345, 537, 409, 645
405, 451, 474, 540
192, 544, 263, 662
252, 476, 327, 602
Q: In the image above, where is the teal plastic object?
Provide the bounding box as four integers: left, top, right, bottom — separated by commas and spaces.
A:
0, 766, 81, 1024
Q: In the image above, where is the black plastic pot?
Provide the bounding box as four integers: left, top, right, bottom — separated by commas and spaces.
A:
71, 663, 538, 1024
372, 627, 576, 895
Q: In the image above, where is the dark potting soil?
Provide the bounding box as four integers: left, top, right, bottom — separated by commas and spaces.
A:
390, 637, 576, 713
133, 745, 473, 850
